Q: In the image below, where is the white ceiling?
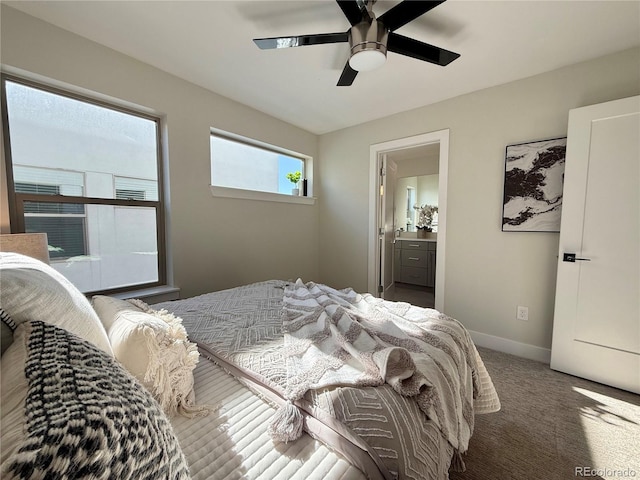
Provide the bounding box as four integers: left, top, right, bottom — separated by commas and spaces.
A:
5, 1, 640, 135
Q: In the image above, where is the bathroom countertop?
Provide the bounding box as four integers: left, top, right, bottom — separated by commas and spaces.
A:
395, 236, 437, 242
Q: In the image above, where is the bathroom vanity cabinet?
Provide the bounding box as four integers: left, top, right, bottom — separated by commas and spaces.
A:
393, 239, 436, 287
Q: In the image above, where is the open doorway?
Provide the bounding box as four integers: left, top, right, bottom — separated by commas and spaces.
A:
368, 130, 450, 312
388, 150, 439, 308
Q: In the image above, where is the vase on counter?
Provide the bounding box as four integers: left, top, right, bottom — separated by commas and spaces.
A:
417, 227, 432, 238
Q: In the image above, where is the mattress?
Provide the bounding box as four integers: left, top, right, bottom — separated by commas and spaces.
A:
170, 352, 367, 480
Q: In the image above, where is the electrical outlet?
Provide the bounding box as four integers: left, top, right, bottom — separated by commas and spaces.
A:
517, 306, 529, 321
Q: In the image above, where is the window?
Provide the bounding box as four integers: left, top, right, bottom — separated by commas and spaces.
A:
115, 176, 158, 201
210, 131, 309, 197
2, 75, 165, 295
16, 179, 87, 260
14, 166, 87, 260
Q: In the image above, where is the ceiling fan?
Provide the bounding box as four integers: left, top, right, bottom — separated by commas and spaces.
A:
253, 0, 460, 86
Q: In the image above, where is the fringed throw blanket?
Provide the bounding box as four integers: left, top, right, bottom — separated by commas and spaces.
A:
272, 280, 478, 456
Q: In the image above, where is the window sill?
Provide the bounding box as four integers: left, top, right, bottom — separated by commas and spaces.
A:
110, 285, 180, 304
210, 185, 316, 205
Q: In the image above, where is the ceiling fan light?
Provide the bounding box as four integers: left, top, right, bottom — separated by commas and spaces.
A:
349, 49, 387, 72
348, 19, 389, 72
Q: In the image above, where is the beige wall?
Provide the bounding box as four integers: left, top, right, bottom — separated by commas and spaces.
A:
396, 154, 439, 178
0, 6, 320, 298
318, 47, 640, 351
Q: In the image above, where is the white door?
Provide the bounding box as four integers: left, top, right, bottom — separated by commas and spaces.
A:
383, 159, 397, 296
551, 96, 640, 394
376, 155, 397, 298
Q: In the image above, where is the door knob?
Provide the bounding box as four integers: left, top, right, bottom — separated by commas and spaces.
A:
563, 253, 591, 263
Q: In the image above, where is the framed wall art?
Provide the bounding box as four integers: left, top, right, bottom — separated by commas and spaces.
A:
502, 137, 567, 232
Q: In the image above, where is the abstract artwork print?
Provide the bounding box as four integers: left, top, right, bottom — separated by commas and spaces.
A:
502, 137, 567, 232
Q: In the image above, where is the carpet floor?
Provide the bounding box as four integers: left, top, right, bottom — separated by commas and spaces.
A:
450, 347, 640, 480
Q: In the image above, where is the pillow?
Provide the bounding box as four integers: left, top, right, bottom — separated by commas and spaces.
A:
1, 320, 191, 480
0, 252, 112, 355
0, 308, 16, 356
92, 295, 209, 418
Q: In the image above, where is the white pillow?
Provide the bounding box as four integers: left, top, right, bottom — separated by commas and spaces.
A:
0, 252, 112, 355
92, 295, 209, 418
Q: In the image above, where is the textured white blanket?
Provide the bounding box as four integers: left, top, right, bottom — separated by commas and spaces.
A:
272, 280, 481, 455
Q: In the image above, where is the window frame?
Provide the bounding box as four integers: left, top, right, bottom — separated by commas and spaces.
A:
1, 73, 167, 296
209, 128, 314, 203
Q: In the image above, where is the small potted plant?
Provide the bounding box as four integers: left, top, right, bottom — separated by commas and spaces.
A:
286, 171, 302, 196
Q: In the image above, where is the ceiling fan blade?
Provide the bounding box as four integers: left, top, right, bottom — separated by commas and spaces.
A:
388, 32, 459, 66
336, 0, 364, 26
337, 62, 358, 86
378, 0, 446, 31
254, 32, 348, 50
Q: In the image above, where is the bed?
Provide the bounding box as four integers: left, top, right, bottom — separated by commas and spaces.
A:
155, 279, 501, 480
0, 253, 499, 480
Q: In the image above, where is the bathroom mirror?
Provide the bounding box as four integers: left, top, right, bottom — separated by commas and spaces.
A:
395, 174, 439, 232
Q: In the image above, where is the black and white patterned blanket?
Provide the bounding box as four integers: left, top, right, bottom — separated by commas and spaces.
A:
4, 320, 191, 480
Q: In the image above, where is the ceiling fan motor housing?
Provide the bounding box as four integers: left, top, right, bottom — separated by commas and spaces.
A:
349, 20, 389, 71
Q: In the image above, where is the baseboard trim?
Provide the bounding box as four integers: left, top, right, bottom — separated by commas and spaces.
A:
468, 329, 552, 364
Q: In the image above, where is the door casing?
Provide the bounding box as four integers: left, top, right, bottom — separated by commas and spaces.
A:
368, 129, 450, 312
